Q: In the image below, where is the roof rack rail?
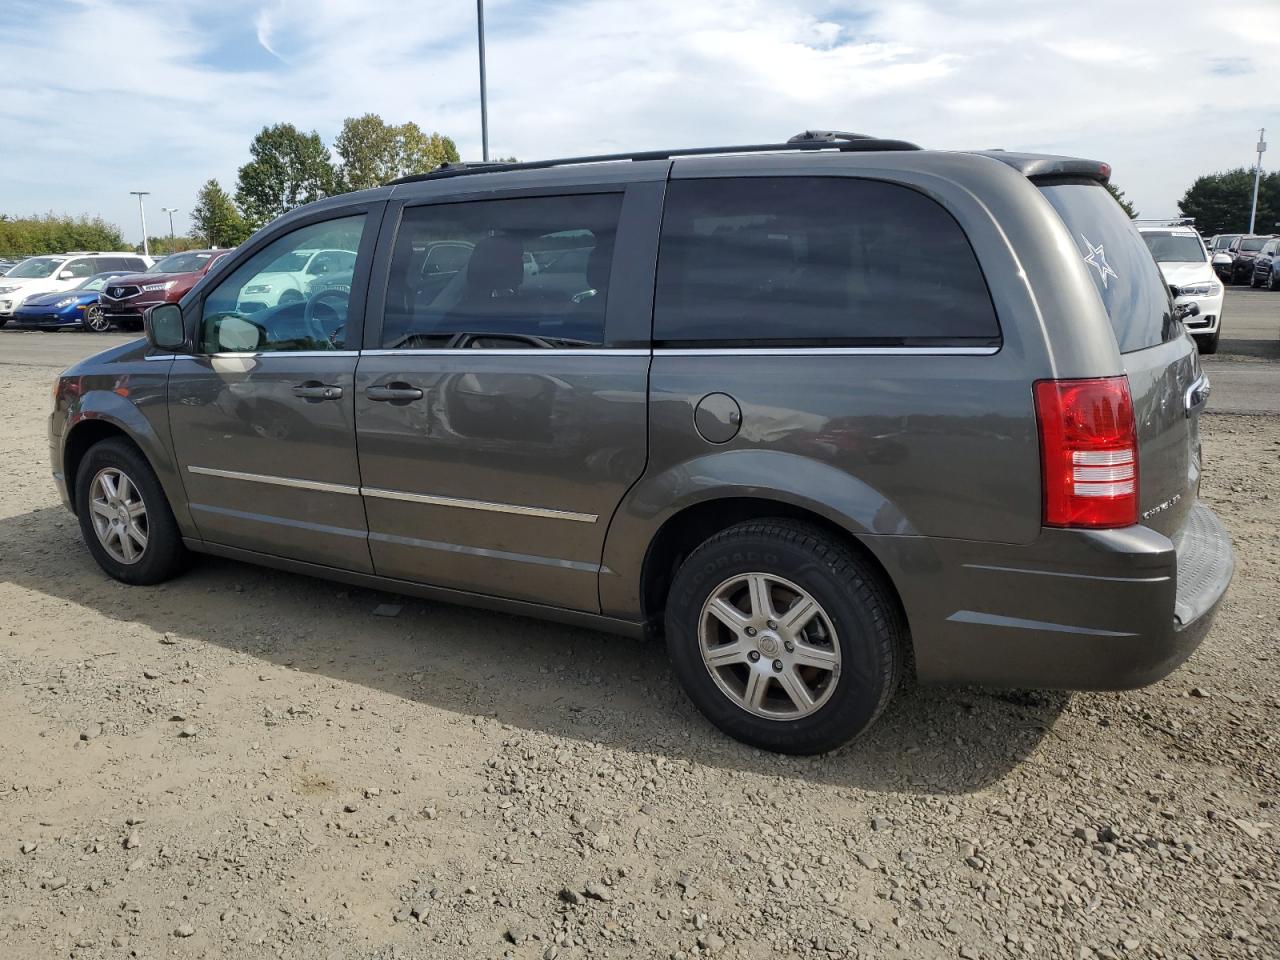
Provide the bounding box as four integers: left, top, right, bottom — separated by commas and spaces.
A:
1132, 217, 1196, 226
386, 133, 922, 186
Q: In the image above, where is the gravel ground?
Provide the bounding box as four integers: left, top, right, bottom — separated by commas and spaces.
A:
0, 340, 1277, 960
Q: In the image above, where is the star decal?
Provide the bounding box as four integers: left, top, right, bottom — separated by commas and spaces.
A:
1081, 234, 1119, 288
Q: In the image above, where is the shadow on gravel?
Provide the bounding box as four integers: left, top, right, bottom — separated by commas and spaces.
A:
1, 505, 1067, 795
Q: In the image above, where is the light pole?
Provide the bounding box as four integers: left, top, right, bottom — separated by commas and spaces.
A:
1248, 128, 1266, 234
130, 191, 151, 257
162, 207, 179, 250
477, 0, 489, 161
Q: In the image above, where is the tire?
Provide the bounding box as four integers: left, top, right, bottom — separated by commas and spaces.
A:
74, 437, 189, 585
1250, 272, 1262, 289
1270, 271, 1280, 292
84, 304, 111, 333
1196, 328, 1220, 355
664, 519, 905, 754
0, 317, 7, 328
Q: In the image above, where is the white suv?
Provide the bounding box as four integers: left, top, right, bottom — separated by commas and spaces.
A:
0, 252, 151, 323
1137, 222, 1224, 354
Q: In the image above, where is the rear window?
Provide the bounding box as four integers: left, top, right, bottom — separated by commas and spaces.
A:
654, 177, 999, 347
1038, 181, 1178, 353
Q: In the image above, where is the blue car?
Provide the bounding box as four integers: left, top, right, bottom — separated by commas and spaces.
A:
10, 271, 133, 331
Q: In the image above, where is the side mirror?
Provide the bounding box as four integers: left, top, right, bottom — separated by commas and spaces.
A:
1174, 301, 1201, 322
144, 303, 185, 351
59, 270, 75, 280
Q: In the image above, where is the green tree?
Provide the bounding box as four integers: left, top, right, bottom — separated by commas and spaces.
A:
333, 114, 461, 190
235, 123, 334, 228
190, 179, 251, 248
1104, 181, 1138, 219
138, 235, 201, 256
0, 213, 125, 258
1178, 168, 1280, 236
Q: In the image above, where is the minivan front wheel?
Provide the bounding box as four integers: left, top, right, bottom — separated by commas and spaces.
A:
665, 520, 904, 754
75, 438, 188, 585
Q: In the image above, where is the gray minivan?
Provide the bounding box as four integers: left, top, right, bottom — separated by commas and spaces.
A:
49, 132, 1233, 754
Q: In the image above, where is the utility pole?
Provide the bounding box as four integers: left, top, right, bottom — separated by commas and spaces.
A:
1248, 128, 1266, 234
130, 191, 151, 257
477, 0, 489, 161
162, 207, 179, 249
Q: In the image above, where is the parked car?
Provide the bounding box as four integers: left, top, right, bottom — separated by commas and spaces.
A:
0, 252, 150, 324
234, 248, 358, 313
0, 259, 18, 275
1206, 233, 1241, 254
1224, 235, 1276, 284
1249, 237, 1280, 290
8, 271, 134, 330
1138, 223, 1225, 353
49, 132, 1233, 754
97, 249, 234, 329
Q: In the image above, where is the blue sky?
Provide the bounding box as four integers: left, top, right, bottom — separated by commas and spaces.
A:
1, 0, 1276, 244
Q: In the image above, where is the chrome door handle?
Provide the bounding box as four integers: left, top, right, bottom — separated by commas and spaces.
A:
293, 382, 343, 401
366, 384, 424, 402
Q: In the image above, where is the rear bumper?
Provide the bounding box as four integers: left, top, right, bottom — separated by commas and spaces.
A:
873, 501, 1233, 690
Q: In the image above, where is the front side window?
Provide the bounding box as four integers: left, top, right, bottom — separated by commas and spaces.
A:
381, 193, 622, 349
199, 215, 366, 353
62, 259, 96, 279
654, 177, 999, 346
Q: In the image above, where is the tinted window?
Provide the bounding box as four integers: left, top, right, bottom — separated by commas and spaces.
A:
382, 193, 622, 349
199, 215, 365, 353
1240, 237, 1268, 252
1141, 232, 1205, 263
62, 259, 96, 279
1038, 181, 1178, 353
120, 257, 148, 272
653, 178, 998, 346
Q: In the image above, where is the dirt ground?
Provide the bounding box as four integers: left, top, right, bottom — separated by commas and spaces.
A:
0, 336, 1277, 960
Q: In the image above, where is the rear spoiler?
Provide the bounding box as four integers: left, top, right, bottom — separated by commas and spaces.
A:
971, 151, 1111, 183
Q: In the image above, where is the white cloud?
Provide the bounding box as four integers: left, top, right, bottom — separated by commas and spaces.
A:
0, 0, 1276, 240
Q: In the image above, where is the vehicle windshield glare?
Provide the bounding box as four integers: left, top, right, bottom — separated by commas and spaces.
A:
75, 275, 113, 291
148, 252, 214, 274
263, 251, 312, 273
1141, 233, 1206, 263
6, 256, 63, 278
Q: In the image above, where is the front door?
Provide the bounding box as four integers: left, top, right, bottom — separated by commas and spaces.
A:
167, 210, 378, 572
355, 184, 660, 611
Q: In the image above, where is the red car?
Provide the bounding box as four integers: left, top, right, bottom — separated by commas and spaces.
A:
98, 250, 234, 330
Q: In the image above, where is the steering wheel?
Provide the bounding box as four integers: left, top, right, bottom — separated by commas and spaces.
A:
302, 288, 349, 346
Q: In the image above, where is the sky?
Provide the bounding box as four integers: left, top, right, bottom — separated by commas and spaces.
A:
0, 0, 1277, 245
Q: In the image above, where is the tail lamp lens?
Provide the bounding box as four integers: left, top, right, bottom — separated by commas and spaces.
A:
1034, 377, 1138, 528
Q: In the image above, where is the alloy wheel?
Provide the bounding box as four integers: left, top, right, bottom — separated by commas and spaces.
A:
88, 467, 148, 564
697, 572, 841, 720
85, 305, 110, 332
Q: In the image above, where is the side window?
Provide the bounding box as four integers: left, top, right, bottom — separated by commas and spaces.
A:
199, 215, 366, 353
63, 259, 96, 279
121, 257, 147, 272
381, 193, 623, 349
654, 177, 999, 346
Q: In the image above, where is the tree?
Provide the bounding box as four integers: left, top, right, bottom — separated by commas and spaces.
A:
138, 235, 201, 256
333, 114, 461, 191
190, 179, 251, 248
1179, 168, 1280, 236
1104, 182, 1138, 219
0, 213, 124, 258
235, 123, 334, 228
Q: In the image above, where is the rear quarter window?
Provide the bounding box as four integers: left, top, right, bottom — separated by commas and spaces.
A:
1038, 181, 1179, 353
654, 177, 999, 347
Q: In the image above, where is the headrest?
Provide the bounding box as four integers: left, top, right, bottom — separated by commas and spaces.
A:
465, 236, 523, 295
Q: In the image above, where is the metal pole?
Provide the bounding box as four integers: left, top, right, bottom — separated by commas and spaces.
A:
162, 207, 178, 248
130, 191, 151, 257
1248, 128, 1266, 233
477, 0, 489, 162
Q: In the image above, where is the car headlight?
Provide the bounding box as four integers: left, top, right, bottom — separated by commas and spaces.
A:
141, 281, 174, 293
243, 284, 272, 294
0, 286, 17, 295
1177, 282, 1220, 298
54, 297, 76, 308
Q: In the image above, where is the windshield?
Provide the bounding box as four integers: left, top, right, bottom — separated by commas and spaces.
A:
1240, 238, 1268, 252
1213, 235, 1240, 250
262, 251, 311, 273
75, 274, 115, 292
148, 252, 214, 274
6, 256, 63, 278
1039, 181, 1177, 353
1141, 233, 1206, 263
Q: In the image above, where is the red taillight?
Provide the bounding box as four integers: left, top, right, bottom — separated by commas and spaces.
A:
1034, 377, 1138, 529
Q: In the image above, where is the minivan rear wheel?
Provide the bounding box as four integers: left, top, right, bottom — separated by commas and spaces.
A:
665, 520, 904, 754
74, 437, 189, 585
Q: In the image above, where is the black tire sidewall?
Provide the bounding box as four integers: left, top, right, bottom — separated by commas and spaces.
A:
74, 438, 186, 586
665, 526, 898, 755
